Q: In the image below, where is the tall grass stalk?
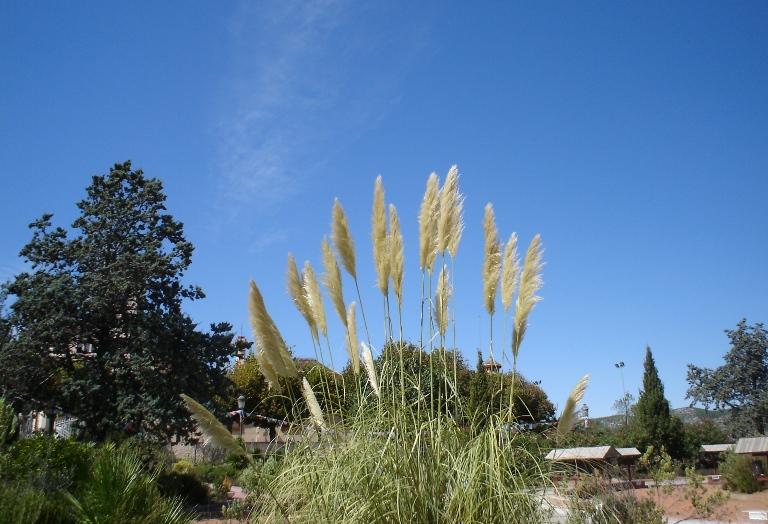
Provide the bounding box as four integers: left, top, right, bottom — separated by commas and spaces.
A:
332, 198, 374, 349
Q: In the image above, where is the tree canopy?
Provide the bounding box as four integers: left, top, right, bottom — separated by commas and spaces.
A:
0, 161, 234, 442
687, 319, 768, 436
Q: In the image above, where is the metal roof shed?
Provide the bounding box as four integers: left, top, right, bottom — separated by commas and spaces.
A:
615, 447, 642, 481
701, 444, 734, 453
545, 446, 620, 462
734, 437, 768, 456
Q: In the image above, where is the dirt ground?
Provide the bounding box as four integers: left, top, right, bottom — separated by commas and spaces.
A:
196, 483, 768, 523
636, 483, 768, 523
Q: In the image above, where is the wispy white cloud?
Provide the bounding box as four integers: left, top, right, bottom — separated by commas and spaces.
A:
247, 228, 291, 254
211, 0, 429, 226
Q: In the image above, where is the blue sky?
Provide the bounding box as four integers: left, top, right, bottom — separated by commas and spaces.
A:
1, 1, 766, 417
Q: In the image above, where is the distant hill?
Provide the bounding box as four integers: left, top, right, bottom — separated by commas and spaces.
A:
592, 406, 730, 429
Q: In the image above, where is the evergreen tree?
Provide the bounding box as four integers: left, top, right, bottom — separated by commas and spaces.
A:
468, 350, 492, 427
634, 346, 683, 457
0, 161, 234, 442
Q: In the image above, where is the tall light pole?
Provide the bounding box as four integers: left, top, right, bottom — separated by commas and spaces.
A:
614, 361, 627, 426
237, 395, 246, 440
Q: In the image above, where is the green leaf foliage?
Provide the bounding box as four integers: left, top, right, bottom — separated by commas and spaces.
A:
0, 396, 18, 447
687, 319, 768, 436
0, 161, 234, 442
0, 434, 94, 494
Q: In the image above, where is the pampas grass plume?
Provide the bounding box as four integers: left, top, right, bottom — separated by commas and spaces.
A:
512, 234, 544, 359
482, 203, 501, 316
447, 192, 464, 258
388, 204, 404, 307
437, 166, 457, 253
501, 233, 520, 312
302, 261, 328, 338
556, 374, 590, 437
256, 345, 282, 392
332, 198, 357, 279
437, 165, 464, 257
180, 394, 249, 458
361, 342, 380, 398
248, 280, 297, 380
418, 173, 440, 271
372, 176, 390, 295
346, 302, 361, 374
435, 265, 452, 338
287, 254, 318, 343
321, 238, 347, 327
302, 377, 326, 430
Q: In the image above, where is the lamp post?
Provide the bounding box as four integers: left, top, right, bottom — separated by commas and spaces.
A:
237, 395, 246, 440
614, 361, 628, 426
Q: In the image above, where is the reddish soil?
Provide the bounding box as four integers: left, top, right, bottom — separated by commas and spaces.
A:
636, 483, 768, 523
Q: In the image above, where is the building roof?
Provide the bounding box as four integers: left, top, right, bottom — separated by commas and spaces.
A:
545, 445, 620, 461
734, 437, 768, 455
701, 444, 733, 453
616, 447, 641, 457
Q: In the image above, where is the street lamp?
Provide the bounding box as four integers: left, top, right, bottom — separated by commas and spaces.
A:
614, 361, 628, 426
237, 395, 246, 439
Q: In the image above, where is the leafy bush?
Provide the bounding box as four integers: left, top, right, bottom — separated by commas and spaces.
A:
238, 456, 283, 493
117, 436, 172, 473
575, 493, 664, 524
226, 450, 251, 470
1, 434, 93, 494
0, 396, 18, 448
158, 470, 209, 504
721, 452, 760, 493
170, 459, 196, 476
194, 462, 238, 486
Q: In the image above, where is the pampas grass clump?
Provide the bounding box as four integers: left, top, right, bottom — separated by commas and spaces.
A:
191, 166, 592, 523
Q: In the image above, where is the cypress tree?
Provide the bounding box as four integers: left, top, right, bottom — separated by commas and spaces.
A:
634, 346, 683, 456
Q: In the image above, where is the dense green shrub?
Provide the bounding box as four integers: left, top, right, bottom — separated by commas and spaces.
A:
238, 456, 283, 493
194, 462, 238, 486
1, 435, 93, 493
157, 470, 209, 504
721, 452, 761, 493
117, 436, 172, 473
569, 493, 665, 524
170, 459, 196, 476
0, 397, 18, 448
226, 450, 251, 471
